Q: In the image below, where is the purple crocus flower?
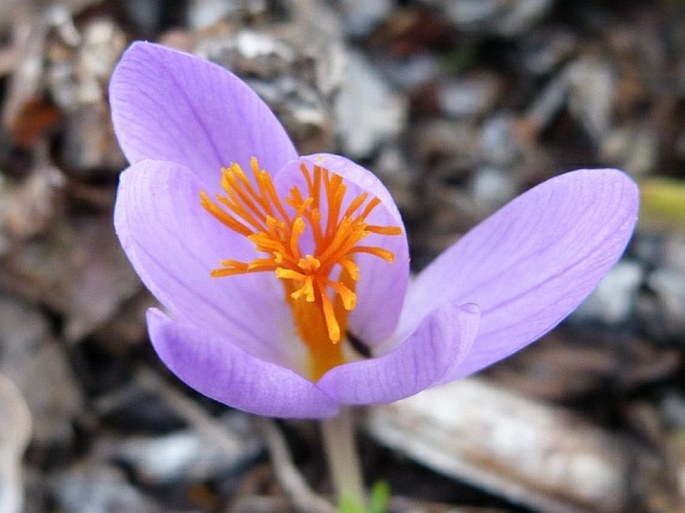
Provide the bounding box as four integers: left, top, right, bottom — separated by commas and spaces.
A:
110, 42, 638, 419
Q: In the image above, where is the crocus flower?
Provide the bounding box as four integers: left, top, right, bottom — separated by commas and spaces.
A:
110, 42, 638, 419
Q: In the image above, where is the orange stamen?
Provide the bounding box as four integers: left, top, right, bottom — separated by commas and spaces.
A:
201, 157, 402, 380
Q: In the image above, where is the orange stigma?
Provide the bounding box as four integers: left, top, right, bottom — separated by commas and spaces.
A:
200, 157, 402, 380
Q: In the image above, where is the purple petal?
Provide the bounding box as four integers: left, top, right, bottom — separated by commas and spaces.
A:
148, 309, 339, 418
273, 154, 410, 346
110, 42, 297, 189
114, 159, 308, 369
400, 169, 638, 378
317, 303, 479, 404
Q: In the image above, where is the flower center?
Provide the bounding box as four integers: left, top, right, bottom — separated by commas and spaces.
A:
200, 157, 401, 380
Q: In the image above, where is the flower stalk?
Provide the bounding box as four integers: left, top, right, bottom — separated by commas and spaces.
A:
321, 407, 366, 510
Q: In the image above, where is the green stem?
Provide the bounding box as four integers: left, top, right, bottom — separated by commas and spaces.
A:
321, 406, 366, 509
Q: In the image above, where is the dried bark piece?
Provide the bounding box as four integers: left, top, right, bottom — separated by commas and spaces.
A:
0, 294, 81, 444
50, 465, 165, 513
489, 331, 681, 401
367, 378, 634, 513
6, 96, 62, 148
0, 214, 141, 342
0, 164, 64, 256
0, 372, 32, 513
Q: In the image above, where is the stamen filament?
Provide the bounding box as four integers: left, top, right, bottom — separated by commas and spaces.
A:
360, 196, 381, 219
275, 267, 306, 280
200, 191, 252, 236
217, 194, 268, 233
349, 246, 396, 262
318, 280, 341, 343
366, 225, 403, 235
324, 175, 346, 239
289, 218, 306, 260
200, 158, 402, 379
343, 192, 369, 219
290, 275, 315, 302
339, 257, 360, 281
223, 168, 270, 224
326, 279, 356, 310
258, 170, 291, 223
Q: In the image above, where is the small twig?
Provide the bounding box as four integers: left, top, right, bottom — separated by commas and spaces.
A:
255, 417, 336, 513
1, 4, 81, 129
0, 48, 18, 77
133, 366, 246, 457
0, 372, 32, 513
134, 367, 334, 512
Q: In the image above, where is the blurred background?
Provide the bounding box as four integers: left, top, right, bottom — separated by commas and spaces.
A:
0, 0, 684, 511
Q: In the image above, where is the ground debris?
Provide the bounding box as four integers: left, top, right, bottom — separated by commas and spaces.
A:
0, 372, 31, 513
368, 378, 652, 513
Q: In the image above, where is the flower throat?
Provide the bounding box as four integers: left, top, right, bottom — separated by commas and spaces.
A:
200, 158, 401, 380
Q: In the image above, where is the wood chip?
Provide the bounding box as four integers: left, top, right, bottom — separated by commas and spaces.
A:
367, 378, 633, 513
0, 372, 31, 513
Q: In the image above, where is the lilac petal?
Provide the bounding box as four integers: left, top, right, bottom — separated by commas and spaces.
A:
274, 153, 410, 346
400, 169, 638, 378
114, 159, 307, 369
148, 309, 339, 418
110, 42, 297, 189
317, 303, 479, 404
